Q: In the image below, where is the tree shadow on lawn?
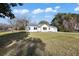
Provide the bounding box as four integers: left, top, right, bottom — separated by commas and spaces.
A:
0, 32, 28, 48
26, 38, 46, 56
16, 37, 46, 56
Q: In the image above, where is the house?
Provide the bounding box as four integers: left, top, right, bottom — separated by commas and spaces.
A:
26, 23, 58, 32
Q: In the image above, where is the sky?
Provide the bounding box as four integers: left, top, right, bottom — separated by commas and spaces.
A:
0, 3, 79, 24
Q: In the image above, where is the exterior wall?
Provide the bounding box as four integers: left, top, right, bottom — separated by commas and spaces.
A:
40, 24, 49, 32
26, 24, 58, 32
26, 26, 38, 32
49, 27, 57, 32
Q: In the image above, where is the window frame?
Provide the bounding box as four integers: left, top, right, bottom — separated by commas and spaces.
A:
34, 27, 37, 30
43, 27, 47, 30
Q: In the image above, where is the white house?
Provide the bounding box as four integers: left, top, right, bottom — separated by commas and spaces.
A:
26, 23, 58, 32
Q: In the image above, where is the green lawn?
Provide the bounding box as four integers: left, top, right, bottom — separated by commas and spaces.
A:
0, 32, 10, 35
30, 32, 79, 56
0, 31, 28, 56
1, 32, 79, 56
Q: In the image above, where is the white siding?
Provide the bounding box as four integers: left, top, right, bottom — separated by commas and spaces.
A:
26, 24, 58, 32
28, 26, 38, 32
40, 24, 49, 32
49, 27, 57, 32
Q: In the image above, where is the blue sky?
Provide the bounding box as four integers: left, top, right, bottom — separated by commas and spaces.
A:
0, 3, 79, 24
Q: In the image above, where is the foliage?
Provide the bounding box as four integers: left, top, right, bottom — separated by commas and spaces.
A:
0, 23, 11, 32
51, 13, 79, 32
39, 20, 49, 25
0, 3, 22, 19
15, 19, 28, 30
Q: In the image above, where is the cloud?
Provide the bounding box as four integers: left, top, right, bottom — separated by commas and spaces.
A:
74, 4, 79, 12
74, 6, 79, 12
45, 8, 55, 12
32, 6, 60, 14
32, 8, 44, 14
54, 6, 60, 9
45, 6, 60, 13
13, 9, 29, 14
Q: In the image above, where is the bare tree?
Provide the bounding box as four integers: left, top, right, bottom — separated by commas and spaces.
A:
0, 23, 11, 32
7, 18, 16, 32
15, 18, 28, 30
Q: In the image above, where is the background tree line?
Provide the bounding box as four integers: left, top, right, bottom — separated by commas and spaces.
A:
51, 13, 79, 32
0, 18, 28, 32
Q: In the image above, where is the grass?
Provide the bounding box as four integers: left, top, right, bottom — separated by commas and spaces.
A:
30, 32, 79, 56
0, 32, 12, 36
1, 31, 79, 56
0, 30, 27, 36
0, 31, 28, 56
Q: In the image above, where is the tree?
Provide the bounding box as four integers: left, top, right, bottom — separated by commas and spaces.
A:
0, 23, 11, 31
7, 18, 17, 31
0, 3, 23, 19
7, 18, 28, 31
39, 20, 49, 25
15, 18, 28, 30
51, 13, 79, 32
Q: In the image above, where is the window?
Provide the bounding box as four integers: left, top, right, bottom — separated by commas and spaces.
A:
29, 27, 30, 30
49, 28, 50, 30
34, 27, 37, 30
43, 27, 47, 30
